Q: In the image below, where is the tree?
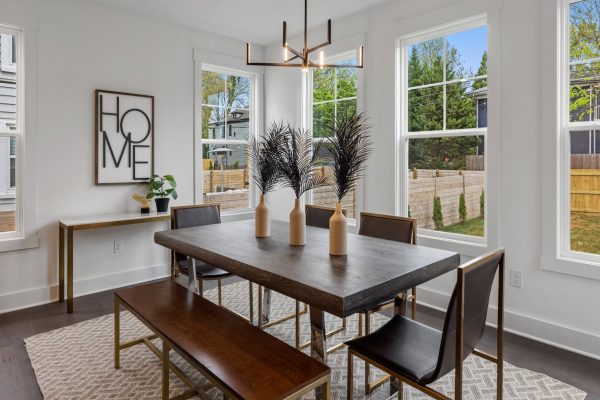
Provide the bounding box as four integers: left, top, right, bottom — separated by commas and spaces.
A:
472, 51, 488, 90
459, 192, 467, 224
408, 38, 484, 170
569, 0, 600, 122
201, 72, 249, 139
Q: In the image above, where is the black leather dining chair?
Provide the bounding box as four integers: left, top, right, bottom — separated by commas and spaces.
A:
346, 249, 505, 400
171, 204, 254, 322
357, 212, 418, 393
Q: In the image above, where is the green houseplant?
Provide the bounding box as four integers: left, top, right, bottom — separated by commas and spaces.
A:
248, 123, 284, 237
275, 125, 327, 246
325, 112, 372, 255
146, 174, 178, 213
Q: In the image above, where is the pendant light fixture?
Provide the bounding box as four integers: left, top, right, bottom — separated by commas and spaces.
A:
246, 0, 364, 70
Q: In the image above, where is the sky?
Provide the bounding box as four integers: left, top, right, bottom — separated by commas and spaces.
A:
446, 25, 488, 76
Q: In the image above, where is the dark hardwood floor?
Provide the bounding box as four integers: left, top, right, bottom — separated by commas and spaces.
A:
1, 279, 599, 400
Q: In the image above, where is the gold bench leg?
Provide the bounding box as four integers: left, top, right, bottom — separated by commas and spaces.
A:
162, 341, 170, 400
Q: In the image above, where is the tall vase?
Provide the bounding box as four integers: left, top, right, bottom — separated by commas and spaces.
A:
289, 197, 306, 246
329, 201, 348, 256
255, 194, 270, 238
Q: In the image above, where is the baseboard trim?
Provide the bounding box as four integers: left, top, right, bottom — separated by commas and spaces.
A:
417, 285, 600, 361
0, 264, 170, 314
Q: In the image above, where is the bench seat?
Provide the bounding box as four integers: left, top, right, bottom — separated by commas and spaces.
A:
114, 280, 330, 400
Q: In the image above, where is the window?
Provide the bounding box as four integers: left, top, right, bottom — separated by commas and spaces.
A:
200, 66, 254, 213
0, 33, 16, 73
309, 56, 359, 218
0, 29, 18, 235
398, 20, 488, 240
561, 0, 600, 258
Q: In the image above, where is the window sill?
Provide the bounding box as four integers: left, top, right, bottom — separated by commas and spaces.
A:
0, 233, 39, 253
221, 210, 255, 223
541, 253, 600, 281
417, 230, 488, 257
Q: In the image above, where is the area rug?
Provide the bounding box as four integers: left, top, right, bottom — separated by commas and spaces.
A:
25, 281, 587, 400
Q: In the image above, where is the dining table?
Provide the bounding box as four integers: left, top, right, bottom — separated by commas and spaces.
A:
154, 219, 460, 399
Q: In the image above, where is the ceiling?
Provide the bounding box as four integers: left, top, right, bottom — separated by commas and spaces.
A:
85, 0, 387, 46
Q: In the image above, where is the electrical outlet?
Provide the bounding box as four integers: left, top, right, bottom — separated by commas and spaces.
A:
510, 269, 523, 288
114, 240, 123, 254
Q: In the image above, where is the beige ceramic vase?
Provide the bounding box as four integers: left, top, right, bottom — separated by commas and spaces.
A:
329, 202, 347, 256
255, 194, 270, 238
289, 197, 306, 246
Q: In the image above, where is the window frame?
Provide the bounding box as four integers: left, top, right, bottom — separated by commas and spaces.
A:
396, 15, 489, 246
557, 0, 600, 266
194, 49, 263, 218
0, 16, 38, 252
305, 50, 363, 225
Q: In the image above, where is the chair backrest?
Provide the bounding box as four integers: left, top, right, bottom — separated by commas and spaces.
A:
432, 249, 504, 381
171, 204, 221, 265
305, 204, 346, 229
358, 212, 417, 244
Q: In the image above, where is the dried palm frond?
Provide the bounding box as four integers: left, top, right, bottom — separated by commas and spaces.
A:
276, 125, 328, 198
324, 112, 372, 202
248, 122, 285, 195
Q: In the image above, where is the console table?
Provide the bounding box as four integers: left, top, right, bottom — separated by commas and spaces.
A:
58, 212, 170, 313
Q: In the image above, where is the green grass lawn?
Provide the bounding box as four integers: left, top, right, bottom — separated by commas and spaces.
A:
571, 212, 600, 255
441, 216, 485, 237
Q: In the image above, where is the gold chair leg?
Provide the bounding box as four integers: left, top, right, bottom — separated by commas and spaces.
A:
411, 287, 417, 320
162, 341, 170, 400
217, 279, 222, 306
364, 312, 371, 395
347, 350, 353, 400
295, 300, 301, 349
248, 281, 254, 324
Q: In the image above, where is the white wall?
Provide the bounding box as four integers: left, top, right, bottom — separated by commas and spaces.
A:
0, 0, 263, 312
264, 0, 600, 359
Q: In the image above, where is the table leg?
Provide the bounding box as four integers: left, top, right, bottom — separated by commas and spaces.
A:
67, 228, 74, 313
310, 306, 328, 400
58, 226, 64, 303
187, 257, 198, 294
390, 291, 408, 396
259, 287, 271, 326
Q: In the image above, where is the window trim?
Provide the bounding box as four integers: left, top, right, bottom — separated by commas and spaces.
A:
193, 49, 263, 216
541, 0, 600, 278
304, 49, 363, 224
0, 14, 39, 252
396, 15, 489, 246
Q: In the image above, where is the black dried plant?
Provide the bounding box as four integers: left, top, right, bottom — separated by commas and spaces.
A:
325, 112, 372, 202
248, 122, 285, 195
276, 125, 328, 199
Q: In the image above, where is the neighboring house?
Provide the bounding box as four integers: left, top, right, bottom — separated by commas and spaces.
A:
206, 109, 249, 170
471, 81, 600, 156
0, 33, 17, 212
468, 86, 487, 156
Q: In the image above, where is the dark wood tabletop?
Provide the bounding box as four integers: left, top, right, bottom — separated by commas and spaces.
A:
154, 219, 460, 318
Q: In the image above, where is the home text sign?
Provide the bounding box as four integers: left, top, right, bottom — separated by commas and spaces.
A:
95, 90, 154, 185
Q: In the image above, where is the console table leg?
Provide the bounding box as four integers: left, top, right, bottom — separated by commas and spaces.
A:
114, 296, 120, 369
310, 306, 327, 400
58, 226, 64, 303
67, 228, 74, 313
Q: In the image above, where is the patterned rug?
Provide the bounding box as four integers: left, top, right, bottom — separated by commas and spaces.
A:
25, 281, 587, 400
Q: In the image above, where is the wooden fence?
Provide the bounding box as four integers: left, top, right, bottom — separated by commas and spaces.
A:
202, 169, 248, 193
466, 155, 485, 171
571, 169, 600, 213
571, 154, 600, 169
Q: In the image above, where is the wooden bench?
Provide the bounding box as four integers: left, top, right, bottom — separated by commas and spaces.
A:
114, 280, 331, 400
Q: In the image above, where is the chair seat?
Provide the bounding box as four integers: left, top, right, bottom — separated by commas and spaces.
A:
177, 258, 232, 279
346, 314, 442, 385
